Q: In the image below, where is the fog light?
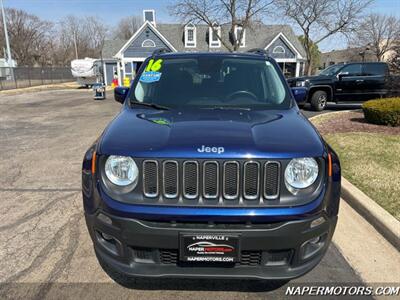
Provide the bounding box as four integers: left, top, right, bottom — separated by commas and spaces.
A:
95, 230, 121, 256
101, 232, 114, 241
97, 213, 112, 225
308, 237, 320, 244
310, 217, 325, 228
300, 233, 328, 260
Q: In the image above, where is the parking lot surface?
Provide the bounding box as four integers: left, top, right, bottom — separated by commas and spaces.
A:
0, 90, 366, 299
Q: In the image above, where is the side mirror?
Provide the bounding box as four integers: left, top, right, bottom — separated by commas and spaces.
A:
291, 87, 307, 104
337, 72, 349, 80
114, 86, 129, 104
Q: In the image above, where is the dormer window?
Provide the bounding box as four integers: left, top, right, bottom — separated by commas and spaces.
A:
234, 26, 245, 47
184, 23, 196, 48
209, 23, 221, 48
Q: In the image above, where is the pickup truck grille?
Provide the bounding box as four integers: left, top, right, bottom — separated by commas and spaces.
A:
142, 159, 280, 205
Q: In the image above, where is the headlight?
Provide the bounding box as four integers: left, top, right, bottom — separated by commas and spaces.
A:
105, 155, 138, 187
296, 81, 306, 87
284, 158, 319, 191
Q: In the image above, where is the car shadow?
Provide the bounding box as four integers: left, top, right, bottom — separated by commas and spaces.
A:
99, 257, 289, 292
302, 103, 362, 111
120, 277, 289, 292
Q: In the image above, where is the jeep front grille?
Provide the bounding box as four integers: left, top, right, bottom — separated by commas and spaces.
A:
183, 161, 199, 199
143, 160, 158, 198
163, 161, 179, 198
142, 159, 281, 205
223, 161, 240, 199
203, 161, 219, 198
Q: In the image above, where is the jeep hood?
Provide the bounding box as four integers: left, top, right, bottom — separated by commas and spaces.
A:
99, 108, 325, 159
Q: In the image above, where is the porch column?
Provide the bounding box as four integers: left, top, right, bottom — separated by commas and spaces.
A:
103, 62, 107, 85
295, 61, 300, 77
117, 61, 122, 86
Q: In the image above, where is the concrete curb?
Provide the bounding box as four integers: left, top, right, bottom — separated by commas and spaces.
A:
309, 112, 400, 251
0, 82, 79, 95
341, 177, 400, 251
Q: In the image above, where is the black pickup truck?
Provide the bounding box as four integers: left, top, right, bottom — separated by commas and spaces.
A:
288, 62, 394, 111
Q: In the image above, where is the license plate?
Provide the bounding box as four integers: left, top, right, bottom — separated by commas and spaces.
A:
180, 233, 239, 263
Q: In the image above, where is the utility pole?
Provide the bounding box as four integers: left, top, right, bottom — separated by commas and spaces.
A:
1, 0, 14, 80
73, 29, 78, 59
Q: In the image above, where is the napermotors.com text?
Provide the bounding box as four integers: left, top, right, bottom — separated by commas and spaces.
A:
286, 285, 399, 296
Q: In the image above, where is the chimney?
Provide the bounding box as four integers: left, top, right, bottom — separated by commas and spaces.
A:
143, 10, 156, 27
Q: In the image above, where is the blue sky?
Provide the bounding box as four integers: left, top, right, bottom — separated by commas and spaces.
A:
3, 0, 400, 52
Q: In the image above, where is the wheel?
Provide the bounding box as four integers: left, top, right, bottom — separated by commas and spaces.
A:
310, 90, 328, 111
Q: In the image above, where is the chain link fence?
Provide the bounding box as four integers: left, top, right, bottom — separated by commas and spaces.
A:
0, 67, 74, 91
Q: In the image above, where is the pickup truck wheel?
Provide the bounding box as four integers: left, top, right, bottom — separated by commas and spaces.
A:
310, 91, 327, 111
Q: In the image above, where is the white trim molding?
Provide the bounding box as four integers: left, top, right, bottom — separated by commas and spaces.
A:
265, 32, 304, 59
114, 21, 177, 59
122, 57, 147, 62
209, 23, 221, 48
184, 23, 196, 48
275, 58, 297, 63
234, 25, 246, 48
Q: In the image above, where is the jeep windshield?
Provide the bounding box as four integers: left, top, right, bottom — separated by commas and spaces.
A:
131, 56, 290, 110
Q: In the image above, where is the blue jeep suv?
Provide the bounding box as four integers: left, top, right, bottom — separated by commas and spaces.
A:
82, 49, 341, 281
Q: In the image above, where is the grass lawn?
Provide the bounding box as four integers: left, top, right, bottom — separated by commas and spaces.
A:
324, 132, 400, 220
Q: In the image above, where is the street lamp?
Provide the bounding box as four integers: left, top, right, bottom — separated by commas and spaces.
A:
1, 0, 14, 80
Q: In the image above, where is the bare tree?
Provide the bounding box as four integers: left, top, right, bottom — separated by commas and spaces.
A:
275, 0, 372, 75
0, 8, 53, 66
352, 14, 400, 62
170, 0, 275, 51
54, 15, 108, 65
113, 15, 142, 40
85, 16, 108, 56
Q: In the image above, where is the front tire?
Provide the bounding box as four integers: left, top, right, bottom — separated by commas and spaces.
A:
310, 90, 327, 111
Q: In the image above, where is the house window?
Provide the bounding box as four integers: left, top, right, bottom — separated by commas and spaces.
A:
142, 39, 156, 47
209, 24, 221, 48
273, 46, 285, 54
234, 26, 245, 47
184, 23, 196, 48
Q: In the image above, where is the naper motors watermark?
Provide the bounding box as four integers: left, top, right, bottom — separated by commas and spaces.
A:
286, 285, 400, 297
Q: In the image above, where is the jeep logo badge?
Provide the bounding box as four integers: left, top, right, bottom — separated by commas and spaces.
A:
197, 145, 225, 154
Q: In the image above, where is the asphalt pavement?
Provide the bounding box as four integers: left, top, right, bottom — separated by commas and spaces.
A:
0, 90, 366, 299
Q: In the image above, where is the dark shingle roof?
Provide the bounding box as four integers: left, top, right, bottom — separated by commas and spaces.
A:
103, 23, 305, 58
102, 39, 126, 59
157, 23, 305, 57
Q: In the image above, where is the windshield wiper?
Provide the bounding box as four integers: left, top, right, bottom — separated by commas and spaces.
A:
131, 101, 169, 110
201, 106, 251, 111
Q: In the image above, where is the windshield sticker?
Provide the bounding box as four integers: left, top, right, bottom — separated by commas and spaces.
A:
145, 59, 163, 72
151, 118, 170, 126
140, 71, 162, 83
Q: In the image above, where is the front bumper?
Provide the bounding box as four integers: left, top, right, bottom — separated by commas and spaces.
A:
85, 211, 337, 280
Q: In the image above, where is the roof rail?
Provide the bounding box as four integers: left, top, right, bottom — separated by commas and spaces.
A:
152, 48, 172, 56
247, 48, 268, 56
